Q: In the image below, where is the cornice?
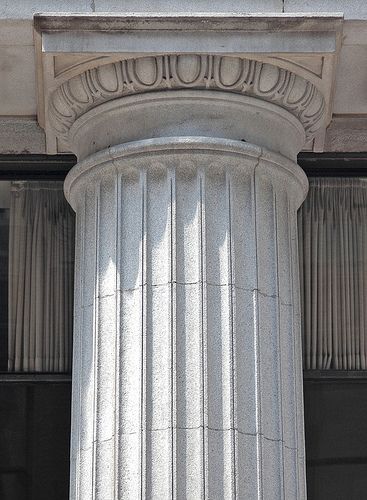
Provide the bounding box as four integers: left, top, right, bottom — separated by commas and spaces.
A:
49, 54, 325, 144
34, 12, 343, 33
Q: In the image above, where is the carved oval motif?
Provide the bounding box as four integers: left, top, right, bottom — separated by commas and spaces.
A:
176, 55, 202, 84
256, 64, 283, 95
51, 90, 72, 119
68, 75, 90, 104
287, 78, 309, 105
49, 89, 74, 135
48, 54, 326, 142
217, 57, 244, 87
133, 57, 159, 86
95, 63, 120, 93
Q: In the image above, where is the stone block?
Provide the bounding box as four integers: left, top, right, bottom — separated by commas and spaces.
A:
0, 119, 45, 154
94, 0, 283, 13
0, 46, 37, 115
0, 0, 91, 18
284, 0, 367, 20
333, 45, 367, 114
325, 116, 367, 152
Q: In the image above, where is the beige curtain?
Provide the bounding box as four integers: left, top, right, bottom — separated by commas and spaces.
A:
8, 182, 75, 372
299, 177, 367, 370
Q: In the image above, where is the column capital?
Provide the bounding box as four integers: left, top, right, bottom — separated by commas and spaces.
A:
34, 13, 343, 155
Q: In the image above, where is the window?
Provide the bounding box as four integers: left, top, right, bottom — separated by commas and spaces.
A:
297, 156, 367, 500
0, 156, 75, 500
0, 180, 75, 373
299, 177, 367, 370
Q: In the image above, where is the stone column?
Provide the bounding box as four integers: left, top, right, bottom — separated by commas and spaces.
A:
52, 54, 325, 499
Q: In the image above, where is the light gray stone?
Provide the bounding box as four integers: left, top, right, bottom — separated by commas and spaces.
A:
65, 138, 308, 499
236, 433, 259, 497
343, 20, 367, 45
40, 26, 339, 55
0, 46, 37, 115
0, 0, 283, 18
333, 45, 367, 114
261, 439, 283, 497
175, 428, 205, 499
35, 13, 342, 154
325, 116, 367, 152
0, 19, 33, 45
94, 0, 283, 13
0, 118, 45, 154
0, 0, 91, 18
67, 90, 306, 162
284, 0, 367, 20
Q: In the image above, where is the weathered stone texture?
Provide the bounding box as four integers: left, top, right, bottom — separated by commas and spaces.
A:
65, 138, 307, 499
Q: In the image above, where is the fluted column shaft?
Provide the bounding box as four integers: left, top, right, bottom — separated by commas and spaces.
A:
65, 137, 307, 500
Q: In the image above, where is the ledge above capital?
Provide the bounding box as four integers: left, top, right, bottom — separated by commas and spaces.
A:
34, 13, 343, 156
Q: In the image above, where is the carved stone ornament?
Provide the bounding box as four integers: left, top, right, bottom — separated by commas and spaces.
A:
49, 54, 326, 143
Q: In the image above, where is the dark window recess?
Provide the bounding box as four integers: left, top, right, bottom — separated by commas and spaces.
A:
0, 209, 9, 371
304, 374, 367, 500
0, 379, 71, 500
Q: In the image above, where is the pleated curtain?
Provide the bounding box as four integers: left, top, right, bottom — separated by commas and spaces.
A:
8, 181, 75, 372
299, 177, 367, 370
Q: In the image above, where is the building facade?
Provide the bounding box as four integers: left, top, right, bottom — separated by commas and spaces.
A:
1, 2, 367, 499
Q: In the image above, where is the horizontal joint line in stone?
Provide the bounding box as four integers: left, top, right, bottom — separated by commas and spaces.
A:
110, 425, 296, 447
85, 286, 292, 303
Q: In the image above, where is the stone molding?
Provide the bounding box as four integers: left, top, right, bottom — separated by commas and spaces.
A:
64, 136, 309, 210
49, 54, 326, 143
67, 90, 306, 161
35, 13, 343, 153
